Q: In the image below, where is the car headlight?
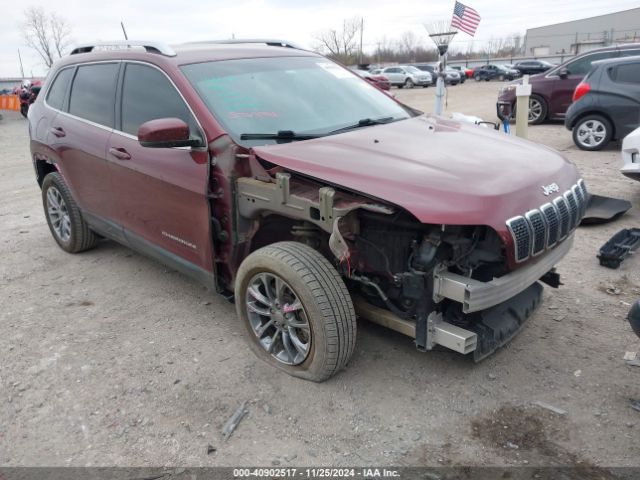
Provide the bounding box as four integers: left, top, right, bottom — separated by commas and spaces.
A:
500, 85, 517, 94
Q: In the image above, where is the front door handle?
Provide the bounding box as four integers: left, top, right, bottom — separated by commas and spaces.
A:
108, 147, 131, 161
50, 126, 65, 138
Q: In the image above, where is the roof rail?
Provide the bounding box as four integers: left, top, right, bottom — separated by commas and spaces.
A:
69, 41, 176, 57
183, 39, 302, 50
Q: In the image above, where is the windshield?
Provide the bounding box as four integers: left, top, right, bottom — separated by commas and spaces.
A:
404, 66, 421, 73
181, 56, 411, 145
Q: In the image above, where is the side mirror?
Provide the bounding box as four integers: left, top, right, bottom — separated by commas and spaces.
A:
558, 67, 569, 79
138, 118, 202, 148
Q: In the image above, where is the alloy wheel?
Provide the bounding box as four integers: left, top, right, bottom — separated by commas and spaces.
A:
528, 98, 543, 122
246, 272, 311, 366
576, 119, 607, 148
46, 186, 71, 242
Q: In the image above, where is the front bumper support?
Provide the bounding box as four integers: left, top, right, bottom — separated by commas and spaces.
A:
433, 234, 574, 313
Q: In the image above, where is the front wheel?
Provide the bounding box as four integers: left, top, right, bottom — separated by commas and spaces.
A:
20, 104, 28, 118
404, 78, 415, 89
235, 242, 356, 382
572, 115, 613, 151
528, 95, 548, 124
474, 74, 481, 82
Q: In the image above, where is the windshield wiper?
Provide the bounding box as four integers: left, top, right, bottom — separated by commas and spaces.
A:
240, 130, 324, 141
328, 116, 396, 135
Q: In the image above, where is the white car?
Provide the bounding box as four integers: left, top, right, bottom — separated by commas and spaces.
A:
380, 66, 432, 88
621, 126, 640, 182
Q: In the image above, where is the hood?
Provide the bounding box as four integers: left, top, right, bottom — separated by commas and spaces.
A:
252, 115, 579, 232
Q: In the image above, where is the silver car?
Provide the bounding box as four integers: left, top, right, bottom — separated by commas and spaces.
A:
380, 65, 432, 88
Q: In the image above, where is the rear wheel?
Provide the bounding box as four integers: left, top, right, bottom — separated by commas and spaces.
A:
42, 173, 98, 253
235, 242, 356, 382
572, 114, 612, 151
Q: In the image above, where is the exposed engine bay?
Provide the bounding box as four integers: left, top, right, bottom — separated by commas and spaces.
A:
234, 169, 561, 361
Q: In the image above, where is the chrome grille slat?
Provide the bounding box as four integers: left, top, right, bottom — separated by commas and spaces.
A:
540, 203, 559, 247
525, 210, 546, 256
507, 180, 587, 263
564, 190, 579, 229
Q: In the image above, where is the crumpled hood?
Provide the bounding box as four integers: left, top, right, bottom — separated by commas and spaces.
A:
252, 115, 580, 231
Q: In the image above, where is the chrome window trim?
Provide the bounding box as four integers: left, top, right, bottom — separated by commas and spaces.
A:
563, 190, 578, 229
42, 59, 207, 150
118, 60, 206, 144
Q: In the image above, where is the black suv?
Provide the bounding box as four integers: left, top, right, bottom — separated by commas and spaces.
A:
565, 56, 640, 151
513, 60, 554, 75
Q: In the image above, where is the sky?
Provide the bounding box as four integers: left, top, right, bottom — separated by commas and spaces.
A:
1, 0, 638, 77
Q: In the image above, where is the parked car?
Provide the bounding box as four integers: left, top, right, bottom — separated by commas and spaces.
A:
413, 64, 459, 85
473, 64, 520, 82
380, 65, 432, 88
498, 43, 640, 124
565, 56, 640, 151
621, 126, 640, 181
449, 66, 466, 83
514, 60, 554, 75
350, 68, 391, 90
451, 65, 474, 79
29, 39, 586, 381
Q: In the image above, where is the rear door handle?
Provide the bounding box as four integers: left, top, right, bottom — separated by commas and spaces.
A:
50, 126, 65, 138
108, 147, 131, 161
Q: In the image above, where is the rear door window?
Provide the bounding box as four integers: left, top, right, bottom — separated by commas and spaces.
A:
610, 63, 640, 84
120, 63, 198, 137
566, 51, 615, 76
69, 63, 119, 127
46, 67, 74, 111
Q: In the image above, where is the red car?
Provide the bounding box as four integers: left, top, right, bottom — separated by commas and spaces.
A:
497, 44, 640, 124
29, 40, 585, 381
351, 68, 391, 90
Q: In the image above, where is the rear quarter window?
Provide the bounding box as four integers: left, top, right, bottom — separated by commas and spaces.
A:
68, 63, 120, 127
46, 68, 74, 111
609, 63, 640, 84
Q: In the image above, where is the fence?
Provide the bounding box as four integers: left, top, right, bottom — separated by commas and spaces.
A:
0, 95, 20, 111
447, 53, 575, 69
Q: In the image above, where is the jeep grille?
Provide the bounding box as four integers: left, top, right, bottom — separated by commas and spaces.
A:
506, 180, 588, 263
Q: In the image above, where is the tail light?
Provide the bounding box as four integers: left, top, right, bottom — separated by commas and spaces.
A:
573, 82, 590, 102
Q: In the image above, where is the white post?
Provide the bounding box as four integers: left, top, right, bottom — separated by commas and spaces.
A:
434, 52, 446, 116
515, 74, 531, 138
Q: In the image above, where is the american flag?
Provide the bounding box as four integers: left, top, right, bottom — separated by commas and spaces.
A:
451, 1, 481, 36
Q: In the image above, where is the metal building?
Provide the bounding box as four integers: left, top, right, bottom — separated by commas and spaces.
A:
524, 7, 640, 56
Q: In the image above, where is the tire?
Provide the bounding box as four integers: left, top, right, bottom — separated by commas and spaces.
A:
235, 242, 356, 382
528, 94, 548, 125
474, 74, 481, 82
404, 78, 415, 89
572, 114, 613, 151
20, 104, 28, 118
42, 172, 98, 253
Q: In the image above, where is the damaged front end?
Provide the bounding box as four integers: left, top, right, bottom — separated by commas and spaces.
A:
235, 169, 569, 361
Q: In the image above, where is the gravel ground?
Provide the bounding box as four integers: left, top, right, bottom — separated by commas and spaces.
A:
1, 81, 639, 468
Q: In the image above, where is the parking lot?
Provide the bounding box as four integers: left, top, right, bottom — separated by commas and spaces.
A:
1, 81, 639, 469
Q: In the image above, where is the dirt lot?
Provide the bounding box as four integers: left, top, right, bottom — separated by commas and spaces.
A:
1, 81, 639, 468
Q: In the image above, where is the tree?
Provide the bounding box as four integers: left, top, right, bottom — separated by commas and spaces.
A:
22, 7, 72, 68
312, 17, 362, 64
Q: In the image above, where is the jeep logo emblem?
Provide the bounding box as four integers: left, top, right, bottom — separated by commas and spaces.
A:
541, 183, 559, 196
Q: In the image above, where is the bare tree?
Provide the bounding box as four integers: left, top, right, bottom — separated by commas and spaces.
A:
400, 31, 419, 58
22, 7, 72, 68
312, 17, 362, 64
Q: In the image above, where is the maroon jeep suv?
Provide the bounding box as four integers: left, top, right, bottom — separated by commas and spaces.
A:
498, 43, 640, 124
30, 40, 586, 381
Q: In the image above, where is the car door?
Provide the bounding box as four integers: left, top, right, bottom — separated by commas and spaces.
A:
107, 62, 213, 274
385, 68, 402, 84
606, 61, 640, 137
49, 62, 120, 228
549, 51, 615, 118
